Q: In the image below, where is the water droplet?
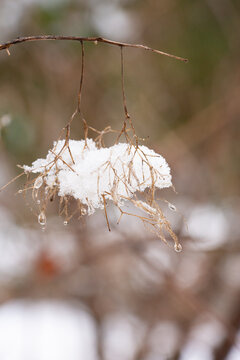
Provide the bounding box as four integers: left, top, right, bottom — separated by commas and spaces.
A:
34, 176, 43, 189
81, 208, 87, 216
63, 221, 68, 226
174, 243, 182, 252
18, 189, 23, 194
38, 211, 46, 226
37, 200, 41, 205
168, 203, 177, 211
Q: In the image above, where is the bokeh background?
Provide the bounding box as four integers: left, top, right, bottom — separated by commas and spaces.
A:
0, 1, 240, 359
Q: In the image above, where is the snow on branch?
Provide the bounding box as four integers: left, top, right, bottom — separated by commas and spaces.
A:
24, 139, 172, 210
20, 139, 182, 252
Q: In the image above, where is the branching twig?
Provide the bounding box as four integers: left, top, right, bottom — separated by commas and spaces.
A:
0, 35, 188, 62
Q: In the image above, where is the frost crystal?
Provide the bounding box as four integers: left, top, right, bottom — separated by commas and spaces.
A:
23, 139, 172, 214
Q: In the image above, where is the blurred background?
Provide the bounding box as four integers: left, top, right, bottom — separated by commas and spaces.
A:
0, 0, 240, 359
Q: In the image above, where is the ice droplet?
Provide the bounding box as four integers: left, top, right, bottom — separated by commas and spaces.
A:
168, 203, 177, 211
174, 243, 182, 252
36, 200, 41, 205
38, 211, 46, 226
63, 221, 68, 226
81, 208, 87, 216
18, 189, 23, 194
34, 176, 43, 189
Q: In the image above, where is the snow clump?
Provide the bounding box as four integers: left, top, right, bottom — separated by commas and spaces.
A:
23, 139, 172, 214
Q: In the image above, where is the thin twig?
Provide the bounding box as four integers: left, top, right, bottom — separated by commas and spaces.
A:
120, 46, 130, 121
102, 194, 111, 232
77, 40, 84, 114
49, 149, 76, 172
0, 171, 25, 192
0, 35, 188, 62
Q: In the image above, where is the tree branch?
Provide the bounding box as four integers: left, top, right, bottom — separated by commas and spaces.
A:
0, 35, 188, 62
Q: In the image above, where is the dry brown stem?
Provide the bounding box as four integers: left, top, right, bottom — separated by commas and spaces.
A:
0, 35, 188, 62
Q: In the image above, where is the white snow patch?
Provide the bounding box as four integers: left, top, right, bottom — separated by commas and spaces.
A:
23, 139, 172, 214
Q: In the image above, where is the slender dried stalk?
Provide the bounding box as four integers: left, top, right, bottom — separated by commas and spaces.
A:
0, 172, 25, 192
0, 35, 188, 62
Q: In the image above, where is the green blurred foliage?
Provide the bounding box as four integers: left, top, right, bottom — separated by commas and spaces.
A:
2, 115, 35, 160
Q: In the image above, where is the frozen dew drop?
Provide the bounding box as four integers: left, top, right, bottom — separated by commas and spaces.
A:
168, 203, 177, 211
34, 176, 43, 189
18, 189, 23, 194
36, 200, 41, 205
38, 211, 46, 226
63, 221, 68, 226
81, 208, 87, 216
174, 243, 182, 253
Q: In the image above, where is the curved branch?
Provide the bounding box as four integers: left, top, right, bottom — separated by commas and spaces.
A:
0, 35, 188, 62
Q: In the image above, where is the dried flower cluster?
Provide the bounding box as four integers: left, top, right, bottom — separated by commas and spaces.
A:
20, 138, 182, 252
0, 34, 185, 252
